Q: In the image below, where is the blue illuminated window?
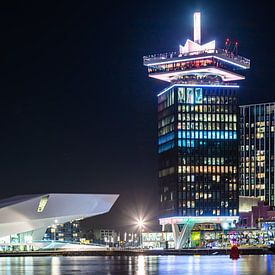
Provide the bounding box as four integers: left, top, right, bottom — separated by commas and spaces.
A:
158, 141, 175, 153
177, 130, 237, 142
158, 132, 175, 145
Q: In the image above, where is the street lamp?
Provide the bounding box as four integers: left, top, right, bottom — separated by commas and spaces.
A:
51, 225, 56, 241
137, 218, 145, 249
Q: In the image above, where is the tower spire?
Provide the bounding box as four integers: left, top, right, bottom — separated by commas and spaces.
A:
193, 12, 201, 44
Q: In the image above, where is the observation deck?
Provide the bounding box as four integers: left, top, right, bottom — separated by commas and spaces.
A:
143, 12, 250, 85
143, 48, 250, 68
143, 48, 250, 83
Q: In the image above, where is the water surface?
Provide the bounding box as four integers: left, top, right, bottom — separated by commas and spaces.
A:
0, 255, 274, 274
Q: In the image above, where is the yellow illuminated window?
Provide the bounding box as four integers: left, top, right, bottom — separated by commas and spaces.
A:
37, 195, 49, 213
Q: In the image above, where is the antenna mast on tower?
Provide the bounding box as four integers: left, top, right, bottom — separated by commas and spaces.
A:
193, 12, 201, 44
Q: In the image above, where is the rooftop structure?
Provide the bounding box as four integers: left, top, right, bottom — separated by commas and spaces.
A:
144, 12, 250, 84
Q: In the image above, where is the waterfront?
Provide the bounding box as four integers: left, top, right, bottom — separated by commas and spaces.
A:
0, 255, 274, 274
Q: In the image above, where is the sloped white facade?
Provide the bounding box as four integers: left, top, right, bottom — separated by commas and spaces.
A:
0, 193, 119, 238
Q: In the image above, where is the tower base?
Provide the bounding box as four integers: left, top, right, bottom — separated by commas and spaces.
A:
160, 216, 239, 249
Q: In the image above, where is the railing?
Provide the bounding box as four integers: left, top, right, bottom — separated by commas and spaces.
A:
143, 48, 250, 67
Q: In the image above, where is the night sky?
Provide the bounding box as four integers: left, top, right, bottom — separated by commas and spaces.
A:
0, 1, 274, 231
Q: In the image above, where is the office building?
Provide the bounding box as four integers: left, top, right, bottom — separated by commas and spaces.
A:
45, 220, 80, 242
240, 102, 275, 205
143, 12, 250, 248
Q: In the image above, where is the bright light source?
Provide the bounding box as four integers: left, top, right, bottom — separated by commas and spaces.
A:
222, 222, 229, 230
137, 218, 145, 229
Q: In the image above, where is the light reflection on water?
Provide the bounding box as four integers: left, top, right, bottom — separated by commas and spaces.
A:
0, 255, 274, 274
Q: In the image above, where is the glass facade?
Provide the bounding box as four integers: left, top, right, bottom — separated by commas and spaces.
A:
44, 221, 80, 242
240, 103, 275, 206
158, 85, 239, 217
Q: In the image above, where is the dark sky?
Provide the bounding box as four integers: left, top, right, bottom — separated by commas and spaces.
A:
0, 1, 274, 231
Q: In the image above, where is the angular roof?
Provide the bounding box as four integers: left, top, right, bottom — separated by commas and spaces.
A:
0, 193, 119, 238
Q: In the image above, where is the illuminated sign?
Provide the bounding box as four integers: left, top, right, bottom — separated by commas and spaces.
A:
186, 88, 194, 104
158, 84, 239, 97
195, 88, 203, 103
177, 87, 202, 104
178, 87, 185, 103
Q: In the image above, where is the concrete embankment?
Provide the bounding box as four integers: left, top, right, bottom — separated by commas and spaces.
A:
0, 248, 272, 257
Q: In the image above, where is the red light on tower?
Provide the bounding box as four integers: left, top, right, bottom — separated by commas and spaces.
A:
235, 41, 239, 55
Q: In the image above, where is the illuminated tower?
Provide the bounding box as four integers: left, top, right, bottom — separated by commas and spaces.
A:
143, 12, 250, 248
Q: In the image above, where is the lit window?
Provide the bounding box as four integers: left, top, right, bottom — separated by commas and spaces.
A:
37, 195, 49, 213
